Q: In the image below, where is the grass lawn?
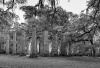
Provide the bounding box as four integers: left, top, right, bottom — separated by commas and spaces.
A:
0, 55, 99, 68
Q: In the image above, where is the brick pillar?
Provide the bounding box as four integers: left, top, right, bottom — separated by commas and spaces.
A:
51, 34, 58, 56
19, 30, 26, 56
43, 31, 49, 56
29, 27, 37, 58
6, 34, 10, 54
39, 35, 44, 56
60, 35, 67, 56
13, 32, 17, 55
95, 47, 100, 56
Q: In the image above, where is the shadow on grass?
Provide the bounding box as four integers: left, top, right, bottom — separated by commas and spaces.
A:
59, 56, 100, 63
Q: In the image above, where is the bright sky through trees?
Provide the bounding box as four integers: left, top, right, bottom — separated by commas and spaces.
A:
59, 0, 87, 14
14, 0, 87, 23
27, 0, 87, 14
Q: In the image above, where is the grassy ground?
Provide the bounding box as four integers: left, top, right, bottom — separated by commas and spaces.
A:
0, 55, 99, 68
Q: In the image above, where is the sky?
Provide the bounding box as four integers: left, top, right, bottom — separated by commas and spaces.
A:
15, 0, 88, 23
27, 0, 87, 14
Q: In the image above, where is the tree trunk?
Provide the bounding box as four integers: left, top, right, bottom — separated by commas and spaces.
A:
13, 32, 17, 55
6, 34, 10, 54
29, 27, 37, 58
51, 34, 58, 56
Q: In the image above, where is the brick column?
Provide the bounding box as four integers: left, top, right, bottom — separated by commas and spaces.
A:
43, 31, 49, 56
29, 27, 37, 58
6, 34, 10, 54
60, 35, 67, 56
51, 34, 58, 56
13, 31, 17, 55
19, 30, 26, 56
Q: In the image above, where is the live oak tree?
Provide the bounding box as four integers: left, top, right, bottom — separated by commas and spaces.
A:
17, 0, 100, 57
86, 0, 100, 56
0, 0, 27, 55
0, 8, 16, 54
6, 0, 100, 57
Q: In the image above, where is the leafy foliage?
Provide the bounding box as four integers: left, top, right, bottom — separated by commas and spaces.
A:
0, 8, 17, 31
